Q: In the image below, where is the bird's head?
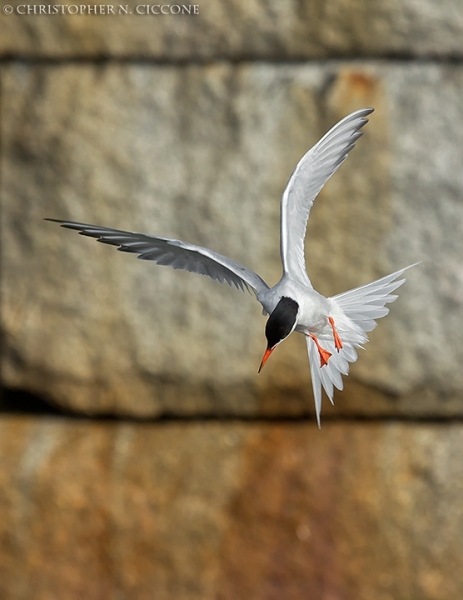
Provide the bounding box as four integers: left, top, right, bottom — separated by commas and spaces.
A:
258, 297, 299, 373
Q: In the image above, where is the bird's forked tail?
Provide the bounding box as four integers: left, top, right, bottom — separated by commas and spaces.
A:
307, 264, 418, 427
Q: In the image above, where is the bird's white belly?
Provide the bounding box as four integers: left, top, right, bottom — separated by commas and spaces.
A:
295, 298, 330, 334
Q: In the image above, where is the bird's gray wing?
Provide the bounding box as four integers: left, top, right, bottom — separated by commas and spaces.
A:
280, 108, 374, 287
46, 220, 269, 295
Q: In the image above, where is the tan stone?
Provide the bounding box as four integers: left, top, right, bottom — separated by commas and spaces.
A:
1, 0, 463, 60
2, 62, 463, 417
1, 417, 463, 599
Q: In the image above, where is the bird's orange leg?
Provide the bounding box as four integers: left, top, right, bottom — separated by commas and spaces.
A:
328, 317, 343, 352
309, 334, 332, 367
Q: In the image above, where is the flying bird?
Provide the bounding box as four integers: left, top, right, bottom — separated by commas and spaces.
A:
46, 108, 415, 425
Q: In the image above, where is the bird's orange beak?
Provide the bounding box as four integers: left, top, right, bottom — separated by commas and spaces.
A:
258, 346, 275, 373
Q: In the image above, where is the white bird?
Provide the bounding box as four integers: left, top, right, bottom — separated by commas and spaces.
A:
46, 108, 415, 426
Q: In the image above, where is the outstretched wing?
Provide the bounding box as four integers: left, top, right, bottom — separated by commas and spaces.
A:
280, 108, 374, 287
45, 219, 269, 295
307, 264, 418, 427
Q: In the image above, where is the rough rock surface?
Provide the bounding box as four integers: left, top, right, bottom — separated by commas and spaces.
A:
2, 62, 463, 416
1, 0, 463, 60
0, 417, 462, 600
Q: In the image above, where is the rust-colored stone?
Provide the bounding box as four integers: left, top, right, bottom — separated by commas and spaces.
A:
1, 417, 463, 599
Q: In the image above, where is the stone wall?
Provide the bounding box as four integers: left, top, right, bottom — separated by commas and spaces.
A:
1, 2, 463, 598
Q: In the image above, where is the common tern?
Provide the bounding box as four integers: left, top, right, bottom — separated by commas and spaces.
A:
46, 107, 414, 425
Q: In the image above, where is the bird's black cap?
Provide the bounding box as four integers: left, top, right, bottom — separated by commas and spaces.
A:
265, 296, 299, 349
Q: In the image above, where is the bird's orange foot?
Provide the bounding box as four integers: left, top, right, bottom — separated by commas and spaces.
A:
309, 334, 332, 367
328, 317, 343, 352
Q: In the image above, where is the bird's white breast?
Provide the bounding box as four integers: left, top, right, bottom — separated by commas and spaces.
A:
257, 274, 331, 333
